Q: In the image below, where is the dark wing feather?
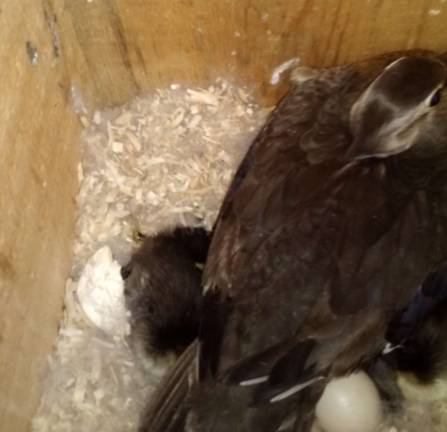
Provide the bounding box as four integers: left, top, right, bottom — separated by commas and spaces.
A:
142, 51, 447, 431
202, 56, 447, 384
139, 340, 198, 432
201, 67, 373, 371
203, 65, 356, 295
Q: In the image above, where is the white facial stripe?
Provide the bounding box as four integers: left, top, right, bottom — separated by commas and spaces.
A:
378, 102, 426, 137
353, 135, 414, 160
384, 57, 407, 71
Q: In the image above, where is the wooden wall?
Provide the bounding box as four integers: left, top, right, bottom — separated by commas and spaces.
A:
55, 0, 447, 109
0, 0, 446, 431
0, 1, 81, 431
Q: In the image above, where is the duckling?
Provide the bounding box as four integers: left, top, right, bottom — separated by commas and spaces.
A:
142, 50, 447, 432
385, 262, 447, 396
121, 226, 210, 359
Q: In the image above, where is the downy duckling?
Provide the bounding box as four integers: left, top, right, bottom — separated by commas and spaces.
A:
121, 227, 210, 359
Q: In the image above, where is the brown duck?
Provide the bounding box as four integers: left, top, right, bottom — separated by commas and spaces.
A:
141, 50, 447, 432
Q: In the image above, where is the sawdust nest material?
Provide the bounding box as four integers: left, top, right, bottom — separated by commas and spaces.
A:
72, 79, 268, 277
31, 80, 268, 432
31, 78, 447, 432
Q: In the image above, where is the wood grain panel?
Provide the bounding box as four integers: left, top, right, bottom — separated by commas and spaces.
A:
0, 1, 80, 430
57, 0, 447, 107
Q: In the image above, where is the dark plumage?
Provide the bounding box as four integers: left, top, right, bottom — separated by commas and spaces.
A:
386, 262, 447, 384
122, 227, 210, 357
142, 50, 447, 432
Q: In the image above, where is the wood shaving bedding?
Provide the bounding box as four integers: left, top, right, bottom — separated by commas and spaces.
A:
31, 77, 447, 431
32, 80, 268, 432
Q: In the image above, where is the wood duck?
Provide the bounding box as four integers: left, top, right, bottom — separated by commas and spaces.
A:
141, 50, 447, 432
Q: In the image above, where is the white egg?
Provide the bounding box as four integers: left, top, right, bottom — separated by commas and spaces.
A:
315, 370, 383, 432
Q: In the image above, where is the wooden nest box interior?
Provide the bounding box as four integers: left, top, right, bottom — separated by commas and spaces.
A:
1, 1, 446, 431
